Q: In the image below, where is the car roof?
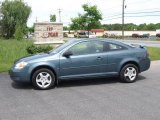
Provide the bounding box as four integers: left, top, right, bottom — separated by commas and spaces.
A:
69, 38, 125, 44
52, 38, 133, 53
67, 38, 132, 48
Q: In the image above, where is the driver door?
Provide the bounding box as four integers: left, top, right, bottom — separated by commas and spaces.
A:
59, 41, 105, 79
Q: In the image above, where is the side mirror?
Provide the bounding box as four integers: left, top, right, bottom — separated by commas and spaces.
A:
63, 51, 73, 58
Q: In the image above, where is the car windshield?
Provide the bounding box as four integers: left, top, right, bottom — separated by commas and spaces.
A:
49, 40, 74, 53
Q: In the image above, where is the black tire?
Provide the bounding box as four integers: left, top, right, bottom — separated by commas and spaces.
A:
32, 68, 56, 90
120, 64, 138, 83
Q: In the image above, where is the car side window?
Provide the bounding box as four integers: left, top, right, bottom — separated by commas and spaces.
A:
67, 41, 106, 56
108, 43, 126, 51
93, 42, 104, 53
68, 42, 89, 55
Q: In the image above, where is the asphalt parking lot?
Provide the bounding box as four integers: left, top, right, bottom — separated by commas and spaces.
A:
0, 61, 160, 120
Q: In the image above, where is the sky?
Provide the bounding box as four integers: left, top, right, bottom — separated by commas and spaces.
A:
23, 0, 160, 27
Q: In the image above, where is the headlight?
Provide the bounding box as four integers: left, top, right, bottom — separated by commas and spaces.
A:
15, 62, 28, 69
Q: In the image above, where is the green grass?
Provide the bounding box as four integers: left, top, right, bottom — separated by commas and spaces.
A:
0, 39, 160, 72
147, 47, 160, 61
0, 39, 33, 72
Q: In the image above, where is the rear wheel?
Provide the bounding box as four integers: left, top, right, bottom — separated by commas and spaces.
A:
120, 64, 138, 83
32, 68, 55, 90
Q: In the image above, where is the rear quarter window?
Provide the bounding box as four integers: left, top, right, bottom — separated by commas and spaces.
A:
108, 43, 127, 51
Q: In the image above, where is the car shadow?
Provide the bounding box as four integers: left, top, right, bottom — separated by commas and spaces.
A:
58, 77, 118, 88
11, 82, 33, 90
11, 75, 146, 89
137, 75, 146, 81
58, 75, 146, 88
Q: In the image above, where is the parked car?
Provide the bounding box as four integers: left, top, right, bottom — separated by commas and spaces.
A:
77, 31, 96, 38
132, 33, 150, 38
103, 33, 117, 38
132, 33, 140, 38
156, 33, 160, 37
10, 39, 150, 90
140, 33, 150, 38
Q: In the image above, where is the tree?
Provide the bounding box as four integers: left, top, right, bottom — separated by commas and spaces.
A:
103, 24, 122, 30
102, 23, 160, 31
50, 14, 56, 22
0, 0, 31, 39
15, 23, 24, 41
124, 23, 137, 31
103, 23, 138, 31
63, 26, 69, 30
70, 4, 102, 31
137, 23, 147, 30
155, 23, 160, 30
70, 14, 85, 30
27, 25, 34, 33
146, 23, 156, 30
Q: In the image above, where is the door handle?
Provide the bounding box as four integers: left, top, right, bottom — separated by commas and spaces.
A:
97, 56, 102, 60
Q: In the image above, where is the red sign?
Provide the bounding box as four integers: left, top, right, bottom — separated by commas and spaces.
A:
42, 26, 59, 38
42, 32, 58, 38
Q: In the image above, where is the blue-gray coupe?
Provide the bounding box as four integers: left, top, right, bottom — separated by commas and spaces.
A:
9, 39, 150, 90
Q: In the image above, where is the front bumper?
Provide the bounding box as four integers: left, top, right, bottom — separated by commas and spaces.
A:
9, 68, 30, 83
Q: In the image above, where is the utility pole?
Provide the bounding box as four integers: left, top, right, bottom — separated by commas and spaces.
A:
122, 0, 125, 39
58, 8, 62, 23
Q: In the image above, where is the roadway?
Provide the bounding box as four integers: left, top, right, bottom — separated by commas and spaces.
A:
119, 39, 160, 48
0, 61, 160, 120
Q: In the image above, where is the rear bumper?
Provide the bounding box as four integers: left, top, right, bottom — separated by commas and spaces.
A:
139, 58, 150, 72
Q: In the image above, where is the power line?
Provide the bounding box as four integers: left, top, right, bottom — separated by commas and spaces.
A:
126, 11, 160, 14
138, 8, 160, 11
102, 4, 122, 11
125, 8, 160, 13
103, 14, 122, 19
103, 10, 160, 20
125, 15, 160, 17
102, 15, 160, 21
103, 16, 122, 21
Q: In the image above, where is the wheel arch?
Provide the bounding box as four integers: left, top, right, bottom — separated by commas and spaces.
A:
30, 65, 58, 85
119, 61, 140, 73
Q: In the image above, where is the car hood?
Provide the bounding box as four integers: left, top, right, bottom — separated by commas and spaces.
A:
15, 53, 54, 63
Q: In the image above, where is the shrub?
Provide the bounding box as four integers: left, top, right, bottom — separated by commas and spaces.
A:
15, 24, 24, 41
26, 44, 53, 54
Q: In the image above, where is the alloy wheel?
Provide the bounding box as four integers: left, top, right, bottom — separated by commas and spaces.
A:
36, 72, 52, 89
124, 67, 137, 81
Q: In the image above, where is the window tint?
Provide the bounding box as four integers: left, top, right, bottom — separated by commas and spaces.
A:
68, 41, 106, 56
66, 41, 126, 56
108, 43, 126, 51
68, 42, 89, 55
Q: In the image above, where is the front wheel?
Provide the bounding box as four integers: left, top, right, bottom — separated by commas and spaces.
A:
32, 68, 55, 90
120, 64, 138, 83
